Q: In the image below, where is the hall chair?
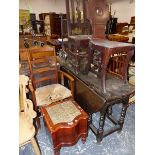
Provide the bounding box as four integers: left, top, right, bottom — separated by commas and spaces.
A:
27, 45, 74, 128
19, 75, 41, 155
107, 54, 135, 104
107, 53, 128, 80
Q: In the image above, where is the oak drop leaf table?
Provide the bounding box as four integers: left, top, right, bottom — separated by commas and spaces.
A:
60, 66, 134, 143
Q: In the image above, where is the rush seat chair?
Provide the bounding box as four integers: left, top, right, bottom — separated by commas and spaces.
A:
27, 45, 74, 129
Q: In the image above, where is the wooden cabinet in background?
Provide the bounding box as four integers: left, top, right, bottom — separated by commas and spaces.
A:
39, 13, 67, 37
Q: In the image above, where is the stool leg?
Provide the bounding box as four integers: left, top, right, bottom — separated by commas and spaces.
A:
81, 134, 87, 144
31, 137, 41, 155
36, 116, 41, 130
54, 148, 60, 155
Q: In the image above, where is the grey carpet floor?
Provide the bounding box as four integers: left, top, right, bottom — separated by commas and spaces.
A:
19, 103, 135, 155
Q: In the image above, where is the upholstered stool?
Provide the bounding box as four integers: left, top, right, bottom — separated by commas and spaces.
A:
41, 99, 88, 155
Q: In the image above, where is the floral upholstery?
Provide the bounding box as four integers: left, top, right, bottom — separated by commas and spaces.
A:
46, 100, 81, 125
35, 84, 72, 106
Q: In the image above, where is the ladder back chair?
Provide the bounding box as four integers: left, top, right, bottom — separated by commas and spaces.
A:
27, 45, 75, 129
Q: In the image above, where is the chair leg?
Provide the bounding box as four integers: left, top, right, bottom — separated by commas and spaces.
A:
54, 148, 60, 155
36, 116, 41, 130
81, 135, 87, 144
31, 137, 41, 155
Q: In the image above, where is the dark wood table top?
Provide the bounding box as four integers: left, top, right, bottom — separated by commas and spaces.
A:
90, 39, 135, 48
60, 63, 135, 102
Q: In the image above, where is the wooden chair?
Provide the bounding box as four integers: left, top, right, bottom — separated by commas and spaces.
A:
27, 45, 75, 129
107, 55, 135, 104
19, 75, 41, 155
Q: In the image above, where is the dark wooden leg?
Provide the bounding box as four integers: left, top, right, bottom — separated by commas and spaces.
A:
36, 107, 41, 129
107, 106, 112, 116
88, 113, 92, 125
81, 135, 87, 144
97, 109, 106, 142
75, 60, 79, 74
101, 50, 110, 93
88, 44, 93, 71
36, 116, 41, 130
54, 148, 60, 155
118, 97, 129, 132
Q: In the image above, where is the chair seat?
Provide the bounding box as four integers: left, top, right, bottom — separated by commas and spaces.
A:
35, 84, 72, 106
19, 113, 35, 146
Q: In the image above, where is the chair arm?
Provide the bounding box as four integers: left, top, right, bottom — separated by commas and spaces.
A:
28, 80, 38, 111
28, 80, 35, 92
58, 70, 75, 98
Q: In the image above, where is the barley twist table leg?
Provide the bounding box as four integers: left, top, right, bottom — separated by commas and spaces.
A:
107, 106, 112, 115
118, 97, 129, 132
97, 109, 106, 142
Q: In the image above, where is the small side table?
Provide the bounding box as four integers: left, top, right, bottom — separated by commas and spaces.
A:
89, 39, 135, 93
41, 99, 88, 155
63, 35, 90, 74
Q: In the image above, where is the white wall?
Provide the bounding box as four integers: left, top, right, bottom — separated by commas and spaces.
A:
19, 0, 135, 23
111, 0, 135, 23
19, 0, 66, 20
